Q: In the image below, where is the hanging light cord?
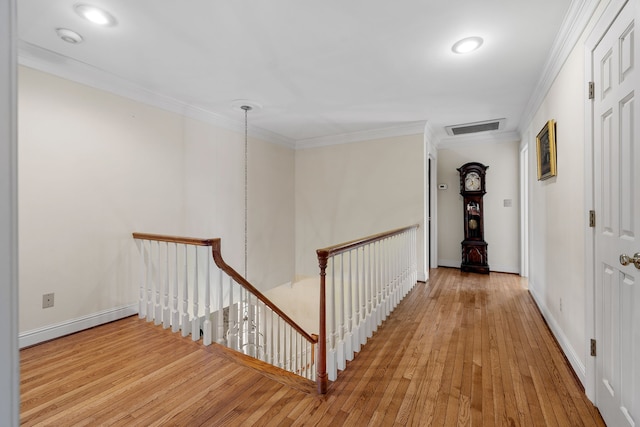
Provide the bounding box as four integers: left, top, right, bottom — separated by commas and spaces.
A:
242, 105, 252, 279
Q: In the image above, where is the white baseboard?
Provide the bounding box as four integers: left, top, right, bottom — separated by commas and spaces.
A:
528, 285, 586, 386
490, 264, 520, 275
438, 259, 459, 268
438, 259, 519, 275
19, 304, 138, 348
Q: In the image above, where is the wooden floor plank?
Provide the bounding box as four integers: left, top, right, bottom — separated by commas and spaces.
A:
20, 268, 606, 426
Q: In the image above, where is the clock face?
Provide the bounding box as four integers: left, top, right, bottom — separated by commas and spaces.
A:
465, 172, 481, 191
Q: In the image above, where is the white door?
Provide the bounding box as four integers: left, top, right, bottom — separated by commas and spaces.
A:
593, 1, 640, 425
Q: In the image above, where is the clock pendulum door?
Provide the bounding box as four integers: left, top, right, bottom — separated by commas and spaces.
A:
457, 162, 490, 274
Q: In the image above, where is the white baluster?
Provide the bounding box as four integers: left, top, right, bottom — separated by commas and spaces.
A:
393, 236, 402, 300
384, 238, 391, 319
276, 316, 282, 368
191, 246, 200, 341
401, 232, 407, 297
310, 341, 314, 380
282, 318, 287, 370
260, 301, 267, 361
353, 248, 362, 353
374, 240, 381, 329
363, 244, 371, 343
392, 236, 398, 308
407, 231, 413, 294
137, 239, 145, 318
361, 245, 367, 344
253, 296, 259, 358
217, 269, 225, 344
378, 239, 384, 325
146, 241, 154, 322
384, 239, 389, 318
253, 299, 259, 359
413, 228, 418, 284
379, 240, 384, 321
237, 281, 243, 352
290, 325, 295, 373
282, 323, 288, 371
364, 243, 371, 338
246, 295, 253, 357
228, 277, 237, 350
292, 329, 296, 373
345, 250, 354, 362
298, 333, 303, 375
404, 231, 408, 293
154, 241, 162, 326
238, 287, 245, 354
181, 244, 189, 337
162, 242, 170, 329
171, 243, 180, 333
392, 236, 401, 302
203, 251, 212, 346
328, 256, 338, 380
299, 334, 304, 378
337, 253, 346, 370
265, 310, 278, 366
398, 233, 403, 296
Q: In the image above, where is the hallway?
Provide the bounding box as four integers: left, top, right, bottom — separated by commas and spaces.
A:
21, 268, 605, 426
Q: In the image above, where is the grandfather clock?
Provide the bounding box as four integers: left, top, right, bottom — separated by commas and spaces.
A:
457, 162, 490, 274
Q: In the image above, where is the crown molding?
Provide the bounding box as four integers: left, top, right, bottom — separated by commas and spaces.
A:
423, 122, 438, 146
294, 121, 427, 150
518, 0, 602, 133
19, 40, 426, 151
18, 41, 296, 149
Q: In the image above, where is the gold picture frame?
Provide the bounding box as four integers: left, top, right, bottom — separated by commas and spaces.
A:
536, 119, 557, 180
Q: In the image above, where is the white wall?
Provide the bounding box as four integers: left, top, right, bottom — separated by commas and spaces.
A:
436, 140, 521, 273
18, 66, 295, 343
425, 127, 439, 274
1, 0, 19, 423
522, 31, 589, 382
294, 134, 426, 280
247, 137, 295, 287
19, 67, 185, 335
520, 1, 610, 385
184, 119, 295, 288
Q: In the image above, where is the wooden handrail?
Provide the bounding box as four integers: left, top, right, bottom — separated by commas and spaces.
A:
209, 239, 317, 344
315, 224, 419, 394
132, 232, 317, 345
315, 224, 420, 259
132, 232, 215, 247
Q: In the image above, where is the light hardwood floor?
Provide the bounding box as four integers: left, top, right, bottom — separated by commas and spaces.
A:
21, 268, 605, 426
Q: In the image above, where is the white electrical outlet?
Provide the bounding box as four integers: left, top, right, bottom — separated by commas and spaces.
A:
43, 293, 54, 309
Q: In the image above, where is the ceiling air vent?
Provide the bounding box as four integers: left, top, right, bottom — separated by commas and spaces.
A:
445, 118, 505, 136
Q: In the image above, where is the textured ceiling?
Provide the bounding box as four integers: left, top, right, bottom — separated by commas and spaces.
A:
18, 0, 574, 147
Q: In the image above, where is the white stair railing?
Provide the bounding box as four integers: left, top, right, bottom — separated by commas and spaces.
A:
133, 233, 317, 380
316, 225, 419, 393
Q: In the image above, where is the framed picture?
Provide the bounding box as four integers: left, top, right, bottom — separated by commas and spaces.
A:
536, 119, 557, 180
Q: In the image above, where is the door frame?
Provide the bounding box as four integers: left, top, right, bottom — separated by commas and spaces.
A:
0, 0, 19, 423
519, 141, 529, 278
583, 0, 631, 403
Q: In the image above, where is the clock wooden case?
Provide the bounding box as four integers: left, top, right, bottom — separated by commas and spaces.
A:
457, 162, 490, 274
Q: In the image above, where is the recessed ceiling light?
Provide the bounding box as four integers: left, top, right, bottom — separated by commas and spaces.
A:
74, 4, 117, 26
56, 28, 83, 44
452, 37, 484, 54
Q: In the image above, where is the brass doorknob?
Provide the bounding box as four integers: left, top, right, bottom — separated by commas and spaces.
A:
620, 252, 640, 269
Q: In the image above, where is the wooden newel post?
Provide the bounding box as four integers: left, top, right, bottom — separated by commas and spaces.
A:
317, 249, 329, 394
